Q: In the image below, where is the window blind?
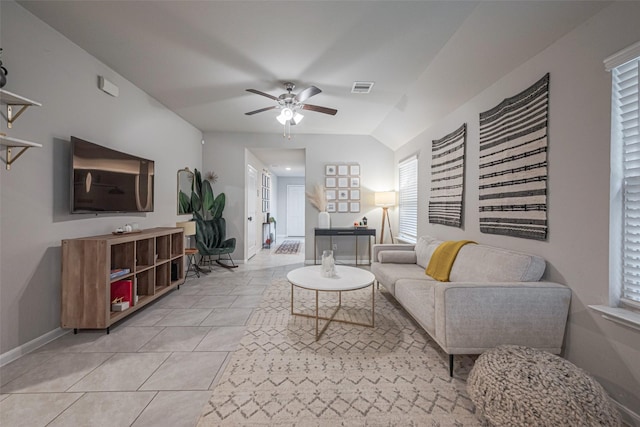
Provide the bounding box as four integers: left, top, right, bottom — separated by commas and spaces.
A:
616, 57, 640, 304
398, 156, 418, 243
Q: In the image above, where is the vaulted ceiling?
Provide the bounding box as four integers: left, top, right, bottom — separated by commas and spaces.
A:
19, 1, 609, 151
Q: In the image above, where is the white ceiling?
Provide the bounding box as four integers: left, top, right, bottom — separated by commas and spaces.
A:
18, 0, 609, 174
251, 148, 306, 178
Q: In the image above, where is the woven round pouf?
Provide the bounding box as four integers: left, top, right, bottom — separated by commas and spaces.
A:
467, 345, 620, 426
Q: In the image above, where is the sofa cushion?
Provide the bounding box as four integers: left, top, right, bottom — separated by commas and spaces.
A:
378, 250, 417, 264
415, 236, 442, 269
370, 263, 432, 295
450, 244, 546, 282
395, 279, 437, 335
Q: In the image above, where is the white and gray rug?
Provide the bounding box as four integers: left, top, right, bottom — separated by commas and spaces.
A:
198, 274, 484, 426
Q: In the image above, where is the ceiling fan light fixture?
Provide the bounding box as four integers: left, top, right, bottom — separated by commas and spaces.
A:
292, 112, 304, 125
276, 107, 294, 125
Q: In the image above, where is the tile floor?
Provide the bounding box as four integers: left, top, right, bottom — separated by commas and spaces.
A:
0, 238, 305, 427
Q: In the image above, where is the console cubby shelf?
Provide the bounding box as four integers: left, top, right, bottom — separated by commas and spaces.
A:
61, 227, 185, 332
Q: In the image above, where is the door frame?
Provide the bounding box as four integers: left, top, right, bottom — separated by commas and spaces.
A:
246, 164, 258, 260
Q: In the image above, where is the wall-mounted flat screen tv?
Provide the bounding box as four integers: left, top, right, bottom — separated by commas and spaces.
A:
71, 136, 155, 213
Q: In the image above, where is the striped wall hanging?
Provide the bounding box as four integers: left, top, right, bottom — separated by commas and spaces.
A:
429, 123, 467, 228
478, 73, 549, 240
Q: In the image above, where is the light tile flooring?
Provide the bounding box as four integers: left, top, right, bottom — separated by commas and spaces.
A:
0, 238, 305, 427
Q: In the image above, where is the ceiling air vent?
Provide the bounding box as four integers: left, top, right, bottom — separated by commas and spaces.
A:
351, 81, 374, 94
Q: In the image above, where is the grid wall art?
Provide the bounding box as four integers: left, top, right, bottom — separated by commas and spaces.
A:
325, 163, 360, 213
261, 171, 271, 213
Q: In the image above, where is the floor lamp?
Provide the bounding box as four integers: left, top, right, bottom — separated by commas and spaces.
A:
375, 191, 396, 244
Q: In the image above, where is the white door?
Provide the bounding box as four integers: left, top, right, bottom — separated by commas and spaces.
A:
247, 165, 258, 259
287, 185, 305, 236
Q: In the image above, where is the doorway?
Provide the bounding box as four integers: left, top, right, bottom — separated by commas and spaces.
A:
287, 185, 305, 236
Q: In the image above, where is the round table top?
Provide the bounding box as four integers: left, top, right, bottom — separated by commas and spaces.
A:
287, 265, 375, 291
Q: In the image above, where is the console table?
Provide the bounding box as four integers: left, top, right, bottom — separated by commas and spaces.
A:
314, 227, 376, 265
262, 222, 276, 249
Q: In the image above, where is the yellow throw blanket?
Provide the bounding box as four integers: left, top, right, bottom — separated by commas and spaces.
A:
426, 240, 476, 282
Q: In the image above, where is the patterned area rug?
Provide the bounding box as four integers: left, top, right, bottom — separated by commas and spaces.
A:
197, 275, 484, 426
275, 240, 300, 254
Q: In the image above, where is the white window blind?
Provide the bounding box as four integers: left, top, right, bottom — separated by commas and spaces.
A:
614, 56, 640, 305
398, 156, 418, 243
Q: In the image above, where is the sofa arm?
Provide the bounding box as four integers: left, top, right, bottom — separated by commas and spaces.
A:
434, 282, 571, 354
372, 243, 415, 262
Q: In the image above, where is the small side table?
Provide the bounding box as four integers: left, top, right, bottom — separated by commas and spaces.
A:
185, 248, 200, 278
262, 222, 276, 249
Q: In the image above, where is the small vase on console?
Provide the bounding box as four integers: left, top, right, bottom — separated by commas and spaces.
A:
318, 211, 330, 229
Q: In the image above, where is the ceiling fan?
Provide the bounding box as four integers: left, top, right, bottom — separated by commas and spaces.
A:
245, 82, 338, 126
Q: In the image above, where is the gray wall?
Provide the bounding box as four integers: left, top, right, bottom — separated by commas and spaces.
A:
0, 2, 203, 355
395, 1, 640, 413
202, 132, 394, 263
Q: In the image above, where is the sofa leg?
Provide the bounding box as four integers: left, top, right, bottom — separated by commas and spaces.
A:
449, 354, 454, 377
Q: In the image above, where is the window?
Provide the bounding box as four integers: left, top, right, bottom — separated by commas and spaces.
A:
398, 155, 418, 243
608, 42, 640, 309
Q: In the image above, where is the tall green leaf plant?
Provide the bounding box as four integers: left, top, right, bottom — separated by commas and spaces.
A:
189, 169, 225, 221
190, 169, 226, 248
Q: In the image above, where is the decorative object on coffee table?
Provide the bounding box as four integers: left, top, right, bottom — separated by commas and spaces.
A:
467, 345, 620, 426
320, 250, 335, 277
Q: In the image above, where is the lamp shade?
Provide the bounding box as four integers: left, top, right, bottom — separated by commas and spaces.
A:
176, 221, 196, 236
375, 191, 396, 207
277, 107, 295, 125
292, 112, 304, 124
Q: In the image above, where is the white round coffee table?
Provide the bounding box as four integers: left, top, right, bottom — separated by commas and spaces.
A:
287, 265, 375, 340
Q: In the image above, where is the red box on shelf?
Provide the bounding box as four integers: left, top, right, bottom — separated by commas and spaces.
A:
110, 279, 133, 305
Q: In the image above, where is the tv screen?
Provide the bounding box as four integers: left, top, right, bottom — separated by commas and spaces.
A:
71, 136, 155, 213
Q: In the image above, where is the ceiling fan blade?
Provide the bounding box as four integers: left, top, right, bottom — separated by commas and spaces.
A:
295, 86, 321, 103
301, 104, 338, 116
245, 105, 277, 115
246, 88, 278, 101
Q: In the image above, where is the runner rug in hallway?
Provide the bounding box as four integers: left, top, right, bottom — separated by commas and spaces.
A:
197, 275, 484, 426
274, 240, 300, 254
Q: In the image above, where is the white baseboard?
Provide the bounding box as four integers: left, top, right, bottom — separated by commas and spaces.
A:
0, 328, 69, 367
613, 399, 640, 427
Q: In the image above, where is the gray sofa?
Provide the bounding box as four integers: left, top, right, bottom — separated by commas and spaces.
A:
371, 236, 571, 376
